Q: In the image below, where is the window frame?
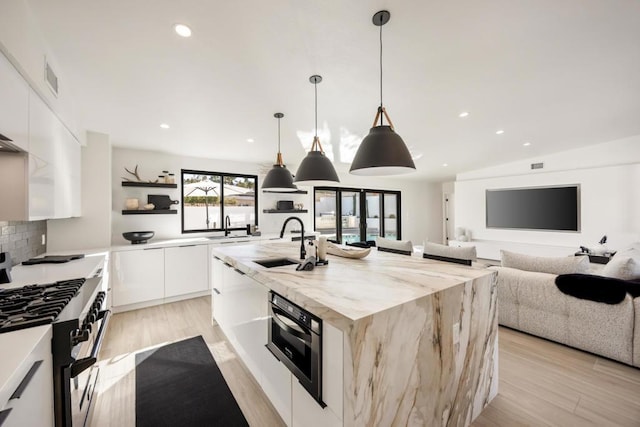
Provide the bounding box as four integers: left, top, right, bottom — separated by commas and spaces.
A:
313, 186, 402, 244
180, 168, 258, 234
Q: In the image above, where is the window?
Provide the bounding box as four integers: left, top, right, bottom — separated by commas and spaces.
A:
314, 187, 401, 244
181, 169, 257, 233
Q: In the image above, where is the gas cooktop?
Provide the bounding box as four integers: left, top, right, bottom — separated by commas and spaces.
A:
0, 278, 86, 333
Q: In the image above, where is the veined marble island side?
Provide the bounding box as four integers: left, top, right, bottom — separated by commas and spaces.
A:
211, 242, 498, 427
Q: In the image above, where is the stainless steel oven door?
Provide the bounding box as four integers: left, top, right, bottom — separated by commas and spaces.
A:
266, 294, 324, 406
69, 307, 110, 427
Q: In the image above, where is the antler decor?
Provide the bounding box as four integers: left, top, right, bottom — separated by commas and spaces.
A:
122, 165, 158, 183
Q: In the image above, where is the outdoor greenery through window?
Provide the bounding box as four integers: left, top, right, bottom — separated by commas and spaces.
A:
181, 169, 257, 233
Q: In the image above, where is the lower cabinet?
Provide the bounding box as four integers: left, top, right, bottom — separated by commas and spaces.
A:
0, 327, 54, 427
211, 264, 344, 427
112, 248, 164, 307
165, 245, 208, 298
112, 244, 210, 310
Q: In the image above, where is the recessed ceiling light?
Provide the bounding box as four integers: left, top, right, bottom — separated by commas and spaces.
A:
496, 129, 504, 135
523, 142, 531, 146
458, 112, 469, 118
160, 123, 170, 129
174, 24, 192, 38
246, 138, 254, 143
442, 163, 448, 167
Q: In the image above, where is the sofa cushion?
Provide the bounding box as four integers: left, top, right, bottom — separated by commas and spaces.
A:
601, 250, 640, 280
501, 250, 590, 275
422, 242, 476, 265
555, 273, 640, 304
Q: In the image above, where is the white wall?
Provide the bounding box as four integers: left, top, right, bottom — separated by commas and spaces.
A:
111, 147, 440, 246
47, 132, 112, 251
454, 135, 640, 257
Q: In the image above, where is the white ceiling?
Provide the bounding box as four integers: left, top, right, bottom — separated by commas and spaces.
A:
26, 0, 640, 181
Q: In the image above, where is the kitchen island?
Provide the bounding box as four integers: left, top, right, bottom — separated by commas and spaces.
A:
211, 241, 498, 427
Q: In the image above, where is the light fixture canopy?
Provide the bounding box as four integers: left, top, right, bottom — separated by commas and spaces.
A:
262, 113, 298, 192
294, 75, 340, 187
350, 10, 416, 176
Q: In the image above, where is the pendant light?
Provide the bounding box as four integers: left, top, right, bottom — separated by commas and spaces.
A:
350, 10, 416, 176
262, 112, 298, 192
293, 75, 340, 187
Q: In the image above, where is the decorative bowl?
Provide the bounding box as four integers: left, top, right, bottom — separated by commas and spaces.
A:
123, 231, 155, 244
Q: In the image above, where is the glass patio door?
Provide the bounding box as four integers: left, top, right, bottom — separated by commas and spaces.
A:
340, 191, 360, 244
314, 187, 401, 244
314, 189, 338, 241
364, 192, 382, 242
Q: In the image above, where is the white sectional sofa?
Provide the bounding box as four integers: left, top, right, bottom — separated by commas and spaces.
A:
493, 247, 640, 367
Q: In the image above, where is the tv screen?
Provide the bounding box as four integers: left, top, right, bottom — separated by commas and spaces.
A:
486, 185, 580, 231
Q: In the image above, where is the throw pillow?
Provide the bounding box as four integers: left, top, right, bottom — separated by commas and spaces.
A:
423, 242, 477, 261
555, 273, 640, 304
501, 250, 590, 275
601, 255, 640, 280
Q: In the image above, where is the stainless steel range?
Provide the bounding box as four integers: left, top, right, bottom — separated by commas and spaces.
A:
0, 275, 109, 427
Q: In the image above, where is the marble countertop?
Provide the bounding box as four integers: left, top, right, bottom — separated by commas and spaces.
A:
3, 252, 107, 289
111, 231, 319, 251
211, 241, 495, 330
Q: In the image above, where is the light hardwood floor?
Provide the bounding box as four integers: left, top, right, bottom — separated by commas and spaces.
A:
92, 296, 640, 427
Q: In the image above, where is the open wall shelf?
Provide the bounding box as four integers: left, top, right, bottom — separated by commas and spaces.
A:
262, 189, 308, 194
122, 210, 178, 215
122, 182, 178, 189
263, 209, 308, 214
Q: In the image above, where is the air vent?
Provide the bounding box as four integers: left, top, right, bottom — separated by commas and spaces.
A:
44, 59, 58, 97
531, 162, 544, 170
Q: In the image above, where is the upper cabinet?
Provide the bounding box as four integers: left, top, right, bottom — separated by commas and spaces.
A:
0, 62, 81, 221
0, 51, 29, 151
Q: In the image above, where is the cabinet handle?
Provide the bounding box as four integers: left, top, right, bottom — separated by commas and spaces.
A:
179, 244, 196, 248
0, 408, 12, 426
10, 360, 43, 400
233, 268, 245, 275
213, 288, 221, 295
143, 247, 163, 251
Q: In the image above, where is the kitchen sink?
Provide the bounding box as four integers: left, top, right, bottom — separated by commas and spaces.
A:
253, 258, 300, 268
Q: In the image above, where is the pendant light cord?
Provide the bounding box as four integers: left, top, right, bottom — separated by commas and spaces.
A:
379, 21, 383, 111
314, 80, 318, 138
277, 116, 281, 153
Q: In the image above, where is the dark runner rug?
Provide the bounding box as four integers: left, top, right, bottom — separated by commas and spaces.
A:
135, 335, 249, 427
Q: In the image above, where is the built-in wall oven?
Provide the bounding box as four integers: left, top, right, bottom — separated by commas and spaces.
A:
266, 291, 324, 406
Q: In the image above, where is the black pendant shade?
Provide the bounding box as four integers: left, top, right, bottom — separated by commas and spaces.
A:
350, 125, 415, 176
294, 75, 340, 187
262, 113, 298, 192
349, 10, 416, 176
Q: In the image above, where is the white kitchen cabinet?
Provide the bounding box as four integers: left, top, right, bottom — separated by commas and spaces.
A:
0, 51, 29, 151
292, 380, 341, 427
227, 267, 268, 383
260, 343, 293, 426
53, 121, 81, 218
27, 153, 55, 220
111, 248, 165, 307
211, 256, 227, 327
0, 327, 54, 427
165, 245, 209, 298
291, 322, 343, 427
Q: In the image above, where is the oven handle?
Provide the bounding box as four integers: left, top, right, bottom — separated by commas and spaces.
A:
270, 305, 311, 342
70, 309, 111, 378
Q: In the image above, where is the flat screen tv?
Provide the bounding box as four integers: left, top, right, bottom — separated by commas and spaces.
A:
486, 185, 580, 231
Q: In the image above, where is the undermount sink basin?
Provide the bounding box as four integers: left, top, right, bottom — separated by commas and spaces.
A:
253, 258, 300, 268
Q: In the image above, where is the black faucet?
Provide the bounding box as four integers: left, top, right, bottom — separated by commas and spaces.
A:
224, 215, 231, 236
280, 216, 306, 260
